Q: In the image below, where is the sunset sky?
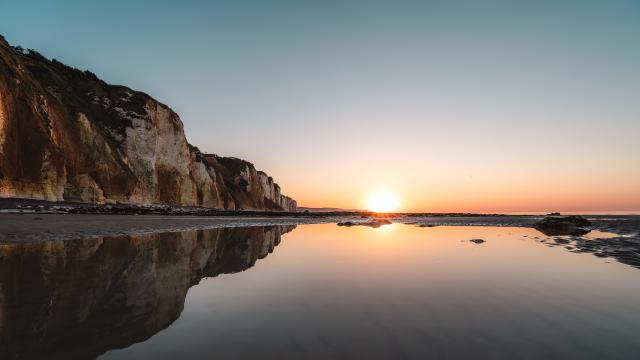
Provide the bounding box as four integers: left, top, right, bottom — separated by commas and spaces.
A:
1, 0, 639, 212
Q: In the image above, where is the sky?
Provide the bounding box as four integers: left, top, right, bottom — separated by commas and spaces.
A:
1, 0, 639, 212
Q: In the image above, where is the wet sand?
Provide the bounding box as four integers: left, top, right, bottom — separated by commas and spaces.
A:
1, 213, 638, 243
0, 214, 342, 243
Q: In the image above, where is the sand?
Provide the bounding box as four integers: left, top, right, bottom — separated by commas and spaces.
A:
1, 213, 638, 243
0, 214, 343, 243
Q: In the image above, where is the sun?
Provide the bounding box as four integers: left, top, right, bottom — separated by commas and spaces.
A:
367, 192, 399, 213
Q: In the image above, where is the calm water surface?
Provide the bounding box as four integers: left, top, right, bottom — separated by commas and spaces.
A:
2, 224, 640, 359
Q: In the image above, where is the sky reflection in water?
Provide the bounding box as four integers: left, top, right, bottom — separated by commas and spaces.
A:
100, 224, 640, 360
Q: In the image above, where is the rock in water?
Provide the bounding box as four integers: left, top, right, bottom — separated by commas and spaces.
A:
534, 216, 591, 236
0, 35, 295, 211
337, 219, 392, 228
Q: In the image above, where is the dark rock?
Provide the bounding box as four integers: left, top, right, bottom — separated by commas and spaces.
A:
337, 219, 392, 228
554, 238, 571, 244
534, 216, 592, 236
469, 239, 485, 244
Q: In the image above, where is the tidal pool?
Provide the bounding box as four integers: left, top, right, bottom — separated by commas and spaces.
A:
1, 224, 640, 359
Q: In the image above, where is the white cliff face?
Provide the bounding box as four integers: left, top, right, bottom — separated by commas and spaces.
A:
258, 172, 275, 201
257, 172, 297, 211
188, 153, 222, 208
120, 105, 157, 203
0, 35, 296, 211
109, 100, 297, 210
146, 101, 194, 205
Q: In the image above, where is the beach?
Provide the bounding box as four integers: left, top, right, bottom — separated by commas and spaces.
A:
2, 212, 638, 242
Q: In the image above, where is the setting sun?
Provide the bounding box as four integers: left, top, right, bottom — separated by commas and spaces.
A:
367, 192, 399, 213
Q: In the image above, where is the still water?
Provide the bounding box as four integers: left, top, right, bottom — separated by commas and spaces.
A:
1, 224, 640, 359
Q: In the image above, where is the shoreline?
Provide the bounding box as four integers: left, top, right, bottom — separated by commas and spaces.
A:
1, 197, 638, 244
2, 197, 637, 217
1, 212, 638, 243
0, 214, 343, 243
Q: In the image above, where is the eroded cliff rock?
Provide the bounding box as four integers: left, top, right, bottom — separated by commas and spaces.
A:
0, 35, 296, 210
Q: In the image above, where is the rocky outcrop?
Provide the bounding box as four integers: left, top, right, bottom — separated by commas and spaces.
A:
0, 35, 295, 211
534, 216, 592, 236
0, 225, 295, 359
198, 153, 296, 211
337, 218, 392, 228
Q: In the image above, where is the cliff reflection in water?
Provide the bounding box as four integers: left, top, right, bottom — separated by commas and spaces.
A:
0, 225, 294, 360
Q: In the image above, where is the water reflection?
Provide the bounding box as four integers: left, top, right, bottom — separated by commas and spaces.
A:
0, 226, 294, 360
541, 233, 640, 269
2, 224, 640, 360
104, 224, 640, 360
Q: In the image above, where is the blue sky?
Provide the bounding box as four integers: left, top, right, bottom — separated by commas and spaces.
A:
1, 0, 639, 211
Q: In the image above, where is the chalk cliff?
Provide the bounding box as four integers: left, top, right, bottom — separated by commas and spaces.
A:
0, 35, 295, 210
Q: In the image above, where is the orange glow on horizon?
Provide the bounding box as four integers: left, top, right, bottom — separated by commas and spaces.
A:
292, 185, 640, 214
